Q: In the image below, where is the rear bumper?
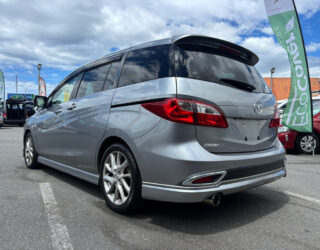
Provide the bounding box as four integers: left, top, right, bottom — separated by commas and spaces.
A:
278, 131, 298, 150
142, 168, 286, 203
5, 119, 25, 124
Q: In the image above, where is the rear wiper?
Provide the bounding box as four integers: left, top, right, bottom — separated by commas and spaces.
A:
219, 78, 256, 92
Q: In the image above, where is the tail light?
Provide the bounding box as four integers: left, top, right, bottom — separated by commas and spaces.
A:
3, 112, 6, 118
141, 98, 228, 128
269, 109, 281, 128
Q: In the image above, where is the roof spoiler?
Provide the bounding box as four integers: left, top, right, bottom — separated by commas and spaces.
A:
173, 35, 259, 66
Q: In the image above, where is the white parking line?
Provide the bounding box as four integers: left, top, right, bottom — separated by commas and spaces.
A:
283, 190, 320, 204
39, 182, 73, 250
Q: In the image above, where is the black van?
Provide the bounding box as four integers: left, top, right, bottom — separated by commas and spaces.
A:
5, 99, 27, 126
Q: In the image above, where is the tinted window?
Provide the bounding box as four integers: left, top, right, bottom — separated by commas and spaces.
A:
77, 65, 109, 98
118, 45, 174, 87
174, 45, 271, 93
104, 61, 121, 90
52, 75, 80, 105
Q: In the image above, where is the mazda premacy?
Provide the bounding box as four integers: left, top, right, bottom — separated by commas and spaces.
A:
24, 35, 286, 213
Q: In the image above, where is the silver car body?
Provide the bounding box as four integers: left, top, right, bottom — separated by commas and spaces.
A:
24, 35, 286, 203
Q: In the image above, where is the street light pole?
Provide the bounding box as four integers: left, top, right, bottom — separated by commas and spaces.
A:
37, 64, 42, 95
270, 67, 275, 93
16, 74, 18, 94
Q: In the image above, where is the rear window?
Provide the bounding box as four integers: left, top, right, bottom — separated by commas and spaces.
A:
104, 60, 122, 90
118, 44, 174, 87
76, 65, 109, 98
174, 45, 271, 93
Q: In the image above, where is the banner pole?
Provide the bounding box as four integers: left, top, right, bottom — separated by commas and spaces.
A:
291, 0, 315, 155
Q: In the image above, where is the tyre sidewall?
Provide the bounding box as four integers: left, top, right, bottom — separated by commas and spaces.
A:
24, 133, 39, 169
99, 143, 142, 214
296, 133, 319, 154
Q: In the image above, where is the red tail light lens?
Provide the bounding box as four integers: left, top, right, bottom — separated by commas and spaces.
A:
269, 109, 281, 128
142, 98, 228, 128
3, 112, 6, 118
192, 176, 214, 184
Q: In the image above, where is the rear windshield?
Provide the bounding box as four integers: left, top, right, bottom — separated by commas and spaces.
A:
174, 45, 271, 93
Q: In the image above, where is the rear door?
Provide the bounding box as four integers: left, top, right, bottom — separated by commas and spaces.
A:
61, 58, 122, 173
174, 36, 277, 153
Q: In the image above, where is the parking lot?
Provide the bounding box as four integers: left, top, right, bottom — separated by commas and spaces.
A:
0, 126, 319, 250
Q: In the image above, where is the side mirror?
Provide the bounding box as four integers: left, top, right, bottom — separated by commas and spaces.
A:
34, 96, 48, 108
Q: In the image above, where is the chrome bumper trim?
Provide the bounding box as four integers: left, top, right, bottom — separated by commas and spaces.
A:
142, 168, 286, 203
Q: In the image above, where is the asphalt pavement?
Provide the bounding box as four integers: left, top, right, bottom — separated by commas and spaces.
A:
0, 126, 319, 250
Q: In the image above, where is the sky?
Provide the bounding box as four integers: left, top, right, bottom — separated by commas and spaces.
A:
0, 0, 319, 97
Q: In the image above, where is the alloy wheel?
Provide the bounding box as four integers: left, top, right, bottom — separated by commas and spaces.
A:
103, 151, 131, 205
300, 135, 316, 153
25, 137, 34, 165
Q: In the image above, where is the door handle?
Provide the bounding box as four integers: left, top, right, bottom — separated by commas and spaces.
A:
54, 109, 63, 114
67, 103, 77, 111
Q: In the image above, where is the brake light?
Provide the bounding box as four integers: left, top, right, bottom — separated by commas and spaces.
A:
142, 98, 228, 128
3, 112, 6, 118
269, 109, 281, 128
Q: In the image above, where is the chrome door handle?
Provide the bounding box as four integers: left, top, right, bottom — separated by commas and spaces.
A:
67, 103, 77, 111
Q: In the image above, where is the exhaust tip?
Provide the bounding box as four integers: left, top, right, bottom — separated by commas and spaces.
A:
204, 193, 222, 207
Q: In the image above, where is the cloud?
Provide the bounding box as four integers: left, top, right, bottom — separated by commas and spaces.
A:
306, 42, 320, 52
241, 36, 291, 77
4, 80, 56, 97
0, 0, 319, 89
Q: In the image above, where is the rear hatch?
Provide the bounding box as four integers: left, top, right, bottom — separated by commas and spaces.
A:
6, 102, 26, 121
173, 35, 277, 153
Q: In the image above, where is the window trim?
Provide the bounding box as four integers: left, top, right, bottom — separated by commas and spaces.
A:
74, 55, 125, 99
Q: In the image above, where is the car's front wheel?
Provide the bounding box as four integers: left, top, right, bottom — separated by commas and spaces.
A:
24, 133, 39, 169
296, 133, 319, 154
100, 143, 142, 214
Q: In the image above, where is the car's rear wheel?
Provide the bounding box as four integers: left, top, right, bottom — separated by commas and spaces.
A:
24, 133, 39, 169
296, 133, 319, 154
100, 143, 142, 214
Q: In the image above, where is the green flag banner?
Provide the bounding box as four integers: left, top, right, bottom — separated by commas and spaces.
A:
0, 70, 5, 102
265, 0, 313, 133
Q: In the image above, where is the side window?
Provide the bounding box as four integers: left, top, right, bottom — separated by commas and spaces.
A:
52, 75, 80, 106
118, 44, 173, 87
103, 60, 122, 90
76, 65, 109, 98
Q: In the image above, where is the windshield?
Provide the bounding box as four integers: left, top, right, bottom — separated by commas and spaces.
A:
174, 45, 271, 93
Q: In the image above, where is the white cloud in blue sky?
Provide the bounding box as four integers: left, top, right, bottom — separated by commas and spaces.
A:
0, 0, 319, 96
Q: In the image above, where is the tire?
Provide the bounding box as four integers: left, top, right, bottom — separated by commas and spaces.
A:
295, 133, 319, 154
24, 133, 40, 169
100, 143, 143, 214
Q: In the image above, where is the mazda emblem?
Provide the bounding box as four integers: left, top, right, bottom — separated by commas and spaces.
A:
253, 103, 263, 115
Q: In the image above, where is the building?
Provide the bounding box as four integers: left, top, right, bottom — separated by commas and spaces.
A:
264, 78, 320, 101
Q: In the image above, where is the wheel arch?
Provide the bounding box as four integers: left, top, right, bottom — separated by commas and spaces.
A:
96, 136, 137, 173
24, 129, 32, 143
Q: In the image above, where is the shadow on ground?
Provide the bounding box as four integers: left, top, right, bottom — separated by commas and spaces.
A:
40, 165, 289, 235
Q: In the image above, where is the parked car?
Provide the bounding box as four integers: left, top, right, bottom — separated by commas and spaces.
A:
5, 99, 27, 126
278, 95, 320, 115
278, 100, 320, 154
24, 35, 286, 213
0, 101, 4, 128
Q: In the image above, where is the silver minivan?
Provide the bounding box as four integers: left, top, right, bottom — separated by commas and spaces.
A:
24, 35, 286, 213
